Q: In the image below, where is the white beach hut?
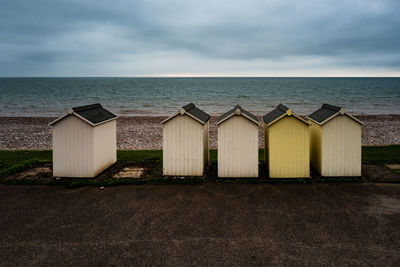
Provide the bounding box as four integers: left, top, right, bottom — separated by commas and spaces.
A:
217, 105, 259, 178
49, 103, 118, 178
307, 104, 363, 177
161, 103, 210, 176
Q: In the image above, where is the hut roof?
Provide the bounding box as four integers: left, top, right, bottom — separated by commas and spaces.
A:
263, 104, 309, 126
217, 105, 259, 125
49, 103, 118, 126
307, 103, 362, 125
161, 103, 210, 125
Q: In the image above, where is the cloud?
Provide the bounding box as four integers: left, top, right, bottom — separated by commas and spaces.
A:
0, 0, 400, 76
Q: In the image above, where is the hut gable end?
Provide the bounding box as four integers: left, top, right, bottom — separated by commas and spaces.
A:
263, 104, 309, 126
307, 103, 362, 125
161, 103, 210, 125
217, 105, 259, 125
72, 104, 117, 125
49, 103, 117, 127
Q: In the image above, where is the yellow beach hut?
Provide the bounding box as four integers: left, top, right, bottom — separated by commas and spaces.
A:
307, 104, 363, 177
49, 103, 118, 178
161, 103, 210, 176
217, 105, 259, 177
263, 104, 310, 178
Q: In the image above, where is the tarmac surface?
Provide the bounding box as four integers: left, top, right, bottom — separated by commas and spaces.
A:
0, 183, 399, 266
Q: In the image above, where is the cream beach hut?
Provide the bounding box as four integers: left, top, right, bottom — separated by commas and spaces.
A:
161, 103, 210, 176
217, 105, 259, 177
263, 104, 310, 178
307, 104, 363, 177
49, 103, 118, 178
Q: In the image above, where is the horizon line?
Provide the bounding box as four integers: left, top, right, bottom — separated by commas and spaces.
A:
1, 76, 400, 78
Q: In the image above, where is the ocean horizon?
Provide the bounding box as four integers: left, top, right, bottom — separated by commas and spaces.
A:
1, 77, 399, 116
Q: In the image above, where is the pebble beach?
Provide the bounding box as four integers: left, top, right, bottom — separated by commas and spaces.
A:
0, 115, 399, 150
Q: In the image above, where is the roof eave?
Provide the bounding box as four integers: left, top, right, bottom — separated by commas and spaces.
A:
49, 112, 118, 127
161, 112, 179, 124
48, 113, 70, 126
265, 113, 286, 126
267, 113, 310, 127
217, 113, 259, 126
345, 113, 363, 125
216, 113, 234, 125
91, 116, 118, 126
185, 112, 207, 125
161, 112, 206, 125
241, 113, 259, 125
307, 112, 363, 126
292, 113, 311, 126
306, 116, 323, 125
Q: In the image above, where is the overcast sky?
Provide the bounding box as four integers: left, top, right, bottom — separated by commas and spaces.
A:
1, 0, 400, 77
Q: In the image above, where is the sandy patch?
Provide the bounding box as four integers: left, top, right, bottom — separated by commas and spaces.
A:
112, 166, 145, 179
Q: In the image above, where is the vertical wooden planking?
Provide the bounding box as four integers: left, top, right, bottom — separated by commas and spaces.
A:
218, 116, 258, 178
321, 115, 362, 176
267, 116, 310, 178
162, 115, 205, 176
52, 116, 94, 177
92, 120, 117, 177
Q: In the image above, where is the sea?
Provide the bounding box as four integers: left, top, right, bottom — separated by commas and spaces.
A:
0, 77, 399, 116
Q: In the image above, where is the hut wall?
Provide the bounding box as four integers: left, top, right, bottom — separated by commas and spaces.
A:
163, 115, 205, 176
264, 124, 269, 171
321, 115, 362, 176
309, 121, 323, 174
202, 121, 209, 168
93, 120, 117, 176
52, 116, 94, 177
267, 116, 310, 178
218, 116, 258, 177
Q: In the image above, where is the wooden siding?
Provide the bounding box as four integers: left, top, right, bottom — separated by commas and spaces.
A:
309, 121, 322, 174
162, 115, 206, 176
93, 120, 117, 176
264, 124, 268, 170
267, 116, 310, 178
321, 115, 361, 176
203, 121, 209, 168
52, 116, 117, 178
218, 116, 258, 177
52, 116, 94, 177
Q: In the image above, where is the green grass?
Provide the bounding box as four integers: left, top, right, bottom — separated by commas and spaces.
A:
0, 150, 52, 178
362, 145, 400, 164
0, 145, 399, 186
117, 150, 162, 163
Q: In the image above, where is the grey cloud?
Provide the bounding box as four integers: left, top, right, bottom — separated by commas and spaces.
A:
0, 0, 400, 76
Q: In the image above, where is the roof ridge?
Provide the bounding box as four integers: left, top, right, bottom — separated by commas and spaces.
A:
182, 103, 195, 112
234, 104, 242, 109
322, 103, 341, 112
50, 103, 117, 126
277, 103, 289, 112
217, 105, 259, 125
72, 103, 102, 112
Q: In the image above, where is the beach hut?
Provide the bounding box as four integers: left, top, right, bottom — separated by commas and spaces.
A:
161, 103, 210, 176
263, 104, 310, 178
49, 103, 118, 178
307, 104, 363, 177
217, 105, 259, 177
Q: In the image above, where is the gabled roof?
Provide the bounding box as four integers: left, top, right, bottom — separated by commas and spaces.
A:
217, 105, 259, 125
263, 104, 309, 126
49, 103, 118, 127
161, 103, 210, 125
307, 103, 363, 125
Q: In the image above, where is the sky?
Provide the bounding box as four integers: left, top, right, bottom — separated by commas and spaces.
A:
1, 0, 400, 77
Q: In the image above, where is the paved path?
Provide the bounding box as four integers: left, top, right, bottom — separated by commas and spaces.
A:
0, 183, 399, 266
